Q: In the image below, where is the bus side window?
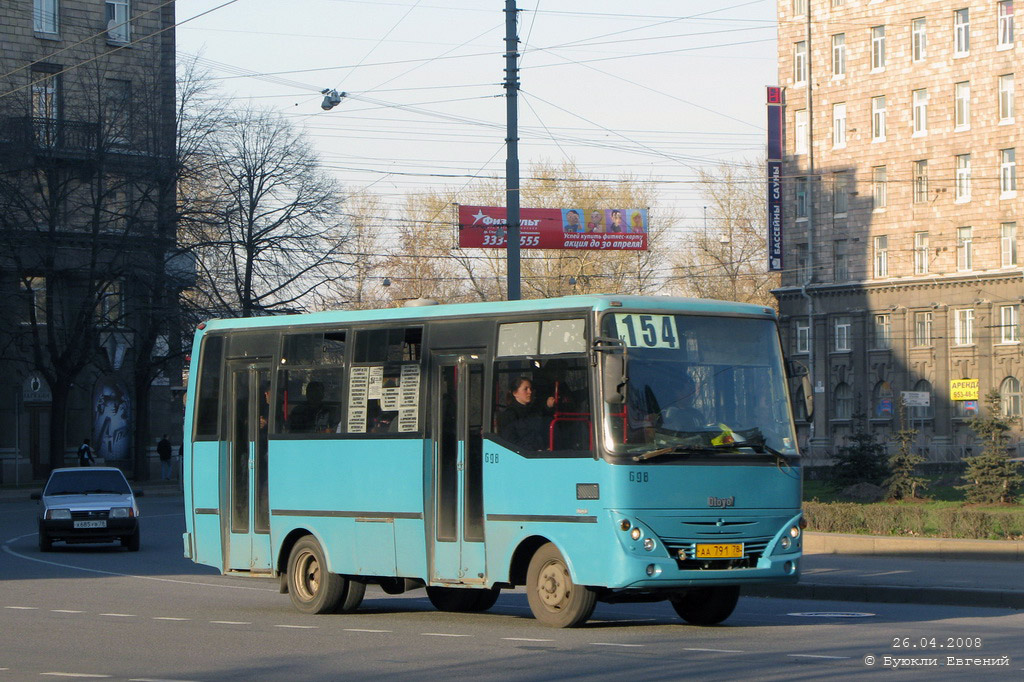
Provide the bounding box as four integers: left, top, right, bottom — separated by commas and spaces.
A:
277, 330, 347, 435
194, 335, 224, 439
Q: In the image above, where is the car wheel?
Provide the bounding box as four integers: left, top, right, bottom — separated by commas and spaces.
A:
123, 529, 140, 552
426, 585, 500, 612
38, 531, 52, 553
669, 586, 740, 625
525, 542, 596, 628
287, 536, 344, 614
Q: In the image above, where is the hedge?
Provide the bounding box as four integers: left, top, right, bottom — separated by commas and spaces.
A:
802, 501, 1024, 540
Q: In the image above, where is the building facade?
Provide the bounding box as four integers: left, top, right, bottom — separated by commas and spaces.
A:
776, 0, 1023, 462
0, 0, 184, 481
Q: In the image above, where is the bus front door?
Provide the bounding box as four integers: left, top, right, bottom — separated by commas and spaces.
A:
431, 353, 487, 584
224, 361, 273, 573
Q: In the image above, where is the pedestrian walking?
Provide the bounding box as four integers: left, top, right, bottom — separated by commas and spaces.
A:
77, 438, 95, 466
157, 434, 173, 481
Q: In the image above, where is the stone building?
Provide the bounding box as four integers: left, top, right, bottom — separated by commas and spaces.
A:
775, 0, 1023, 462
0, 0, 184, 481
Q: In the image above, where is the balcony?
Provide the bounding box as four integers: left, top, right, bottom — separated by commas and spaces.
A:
1, 117, 100, 155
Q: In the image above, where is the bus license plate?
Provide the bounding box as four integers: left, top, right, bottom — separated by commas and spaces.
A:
73, 520, 106, 529
695, 543, 743, 559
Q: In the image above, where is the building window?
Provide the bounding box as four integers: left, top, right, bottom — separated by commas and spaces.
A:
871, 26, 886, 70
955, 308, 974, 345
1001, 148, 1017, 197
914, 311, 933, 346
105, 0, 130, 44
1001, 306, 1020, 343
954, 81, 970, 130
793, 0, 807, 15
909, 380, 934, 420
874, 314, 892, 349
34, 0, 59, 33
834, 382, 853, 419
872, 95, 886, 141
96, 281, 124, 325
872, 166, 887, 210
912, 17, 927, 61
794, 41, 807, 85
795, 243, 810, 282
912, 88, 928, 135
954, 8, 970, 56
914, 231, 930, 274
957, 226, 973, 271
1001, 222, 1018, 266
955, 154, 971, 202
873, 381, 895, 419
795, 109, 808, 155
834, 171, 849, 215
1002, 376, 1022, 417
832, 0, 844, 6
796, 319, 810, 354
913, 160, 929, 204
832, 103, 846, 148
999, 74, 1015, 123
795, 177, 809, 219
22, 277, 47, 323
31, 70, 60, 148
998, 1, 1015, 49
874, 235, 889, 277
832, 34, 846, 77
833, 239, 849, 281
834, 317, 851, 352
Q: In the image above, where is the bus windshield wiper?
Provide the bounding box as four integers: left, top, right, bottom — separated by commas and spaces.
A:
633, 445, 730, 462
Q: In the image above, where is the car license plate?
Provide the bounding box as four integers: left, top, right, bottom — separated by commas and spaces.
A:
73, 520, 106, 529
695, 543, 743, 559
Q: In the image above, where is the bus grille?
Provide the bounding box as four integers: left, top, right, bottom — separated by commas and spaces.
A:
662, 537, 771, 570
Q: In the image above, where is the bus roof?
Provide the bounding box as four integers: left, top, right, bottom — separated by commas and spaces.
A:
197, 295, 776, 333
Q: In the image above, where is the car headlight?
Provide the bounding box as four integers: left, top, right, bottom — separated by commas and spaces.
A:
110, 507, 131, 519
46, 508, 71, 520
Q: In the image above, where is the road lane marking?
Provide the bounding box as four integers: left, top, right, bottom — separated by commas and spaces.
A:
274, 624, 318, 629
99, 613, 135, 617
344, 628, 392, 633
152, 617, 190, 621
788, 654, 851, 660
502, 637, 555, 643
210, 620, 251, 625
5, 606, 39, 610
40, 674, 112, 678
51, 610, 84, 613
592, 643, 644, 648
683, 647, 745, 653
421, 633, 472, 637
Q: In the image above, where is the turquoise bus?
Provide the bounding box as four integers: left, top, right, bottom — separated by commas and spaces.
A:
182, 295, 803, 627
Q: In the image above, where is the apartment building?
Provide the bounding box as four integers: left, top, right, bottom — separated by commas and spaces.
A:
0, 0, 184, 481
775, 0, 1023, 461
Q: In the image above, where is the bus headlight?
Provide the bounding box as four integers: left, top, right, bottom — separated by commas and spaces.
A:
789, 525, 801, 539
619, 519, 631, 531
630, 527, 642, 541
780, 535, 791, 550
643, 538, 656, 551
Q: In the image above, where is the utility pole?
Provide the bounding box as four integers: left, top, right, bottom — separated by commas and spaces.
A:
504, 0, 521, 300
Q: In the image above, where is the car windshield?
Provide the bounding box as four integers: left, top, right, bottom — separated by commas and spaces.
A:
601, 312, 798, 458
44, 470, 131, 496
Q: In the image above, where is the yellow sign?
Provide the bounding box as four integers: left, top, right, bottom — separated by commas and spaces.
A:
950, 379, 979, 401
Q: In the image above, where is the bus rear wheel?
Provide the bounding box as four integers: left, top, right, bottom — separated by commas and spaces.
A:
526, 543, 596, 628
287, 536, 345, 614
426, 586, 500, 612
336, 578, 366, 614
669, 585, 740, 625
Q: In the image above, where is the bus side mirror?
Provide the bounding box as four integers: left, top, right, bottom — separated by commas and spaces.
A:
801, 375, 814, 421
602, 353, 627, 404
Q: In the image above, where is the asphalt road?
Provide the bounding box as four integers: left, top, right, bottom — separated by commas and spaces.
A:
2, 496, 1022, 681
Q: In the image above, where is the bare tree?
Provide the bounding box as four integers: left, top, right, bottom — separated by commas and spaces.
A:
182, 106, 350, 317
671, 160, 779, 307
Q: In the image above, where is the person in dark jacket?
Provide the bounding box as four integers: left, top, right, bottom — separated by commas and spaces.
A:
497, 377, 555, 451
157, 434, 173, 481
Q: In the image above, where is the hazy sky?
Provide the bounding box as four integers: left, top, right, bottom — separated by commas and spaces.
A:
175, 0, 777, 227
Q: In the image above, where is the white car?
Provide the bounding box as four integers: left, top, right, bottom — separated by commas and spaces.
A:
33, 467, 142, 552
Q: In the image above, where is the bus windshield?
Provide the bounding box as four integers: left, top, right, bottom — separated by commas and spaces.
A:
601, 312, 798, 459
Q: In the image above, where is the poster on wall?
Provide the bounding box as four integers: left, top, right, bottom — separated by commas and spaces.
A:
93, 378, 132, 461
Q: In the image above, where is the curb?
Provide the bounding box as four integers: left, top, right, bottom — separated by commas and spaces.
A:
747, 583, 1024, 610
804, 532, 1024, 561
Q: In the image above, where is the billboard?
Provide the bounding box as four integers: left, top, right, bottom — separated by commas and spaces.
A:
766, 86, 784, 272
457, 205, 648, 251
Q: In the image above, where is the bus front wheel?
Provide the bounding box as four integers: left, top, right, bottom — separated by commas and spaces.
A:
287, 536, 345, 614
525, 543, 596, 628
669, 586, 740, 625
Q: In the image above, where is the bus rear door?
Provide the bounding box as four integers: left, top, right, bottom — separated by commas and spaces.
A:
224, 360, 273, 573
430, 352, 487, 584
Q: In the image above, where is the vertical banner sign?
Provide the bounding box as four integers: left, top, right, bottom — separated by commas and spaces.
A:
766, 86, 784, 272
